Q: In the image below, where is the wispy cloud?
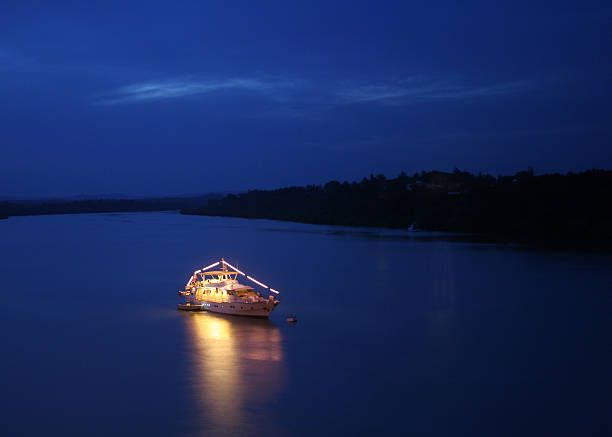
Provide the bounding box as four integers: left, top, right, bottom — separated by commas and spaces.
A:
337, 79, 530, 105
93, 73, 533, 113
95, 77, 294, 105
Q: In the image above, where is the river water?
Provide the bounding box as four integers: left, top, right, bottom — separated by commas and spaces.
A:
0, 212, 610, 436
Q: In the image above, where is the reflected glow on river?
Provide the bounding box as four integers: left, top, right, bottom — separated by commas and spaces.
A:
182, 312, 283, 434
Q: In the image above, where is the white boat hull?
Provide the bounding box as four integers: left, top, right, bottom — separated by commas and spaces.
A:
181, 299, 278, 318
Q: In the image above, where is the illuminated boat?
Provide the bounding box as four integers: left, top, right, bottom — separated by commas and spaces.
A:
177, 258, 280, 317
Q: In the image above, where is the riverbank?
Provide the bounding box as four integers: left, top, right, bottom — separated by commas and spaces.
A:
0, 194, 222, 219
181, 169, 612, 250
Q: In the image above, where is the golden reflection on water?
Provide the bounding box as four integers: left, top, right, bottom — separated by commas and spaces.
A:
182, 312, 284, 435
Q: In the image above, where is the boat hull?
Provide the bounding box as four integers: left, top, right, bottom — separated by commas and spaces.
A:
178, 300, 278, 318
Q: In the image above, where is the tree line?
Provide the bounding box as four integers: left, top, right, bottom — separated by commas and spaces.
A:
181, 169, 612, 247
0, 194, 221, 220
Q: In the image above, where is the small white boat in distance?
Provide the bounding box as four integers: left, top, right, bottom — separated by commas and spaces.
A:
178, 258, 280, 318
286, 315, 297, 323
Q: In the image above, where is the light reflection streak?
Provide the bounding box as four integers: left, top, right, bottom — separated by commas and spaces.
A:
182, 313, 284, 434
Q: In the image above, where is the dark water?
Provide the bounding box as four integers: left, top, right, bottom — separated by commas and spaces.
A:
1, 212, 610, 436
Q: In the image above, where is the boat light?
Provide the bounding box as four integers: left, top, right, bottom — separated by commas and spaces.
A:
222, 260, 245, 276
247, 275, 268, 289
188, 258, 280, 295
201, 261, 220, 271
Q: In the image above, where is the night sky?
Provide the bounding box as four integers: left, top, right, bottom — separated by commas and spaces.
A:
1, 1, 610, 197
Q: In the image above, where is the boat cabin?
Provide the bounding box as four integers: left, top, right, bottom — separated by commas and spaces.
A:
197, 270, 240, 283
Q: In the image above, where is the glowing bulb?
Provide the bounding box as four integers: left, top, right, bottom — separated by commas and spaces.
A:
247, 275, 268, 289
201, 261, 220, 271
222, 260, 245, 275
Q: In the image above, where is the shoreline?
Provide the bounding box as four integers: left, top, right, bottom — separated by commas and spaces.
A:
179, 210, 612, 252
2, 208, 610, 251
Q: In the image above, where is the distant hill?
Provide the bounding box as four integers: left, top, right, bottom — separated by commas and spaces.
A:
181, 169, 612, 248
0, 193, 224, 219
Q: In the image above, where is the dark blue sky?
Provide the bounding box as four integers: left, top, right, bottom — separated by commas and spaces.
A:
1, 1, 610, 197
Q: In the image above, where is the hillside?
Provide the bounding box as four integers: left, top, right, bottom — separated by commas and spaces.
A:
182, 169, 612, 248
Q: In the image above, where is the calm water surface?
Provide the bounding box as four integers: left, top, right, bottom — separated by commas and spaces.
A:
1, 212, 610, 436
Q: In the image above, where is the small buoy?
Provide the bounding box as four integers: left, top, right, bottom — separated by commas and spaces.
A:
286, 314, 297, 323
